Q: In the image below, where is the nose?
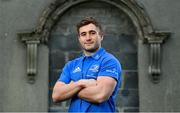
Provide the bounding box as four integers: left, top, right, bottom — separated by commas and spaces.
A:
86, 34, 92, 40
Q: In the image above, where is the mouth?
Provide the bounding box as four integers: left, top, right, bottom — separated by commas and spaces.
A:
84, 42, 94, 45
84, 43, 93, 47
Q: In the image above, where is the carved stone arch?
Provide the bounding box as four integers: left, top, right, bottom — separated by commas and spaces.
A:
36, 0, 153, 43
19, 0, 170, 83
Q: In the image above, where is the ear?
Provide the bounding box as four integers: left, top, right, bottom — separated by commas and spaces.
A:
77, 34, 80, 39
100, 32, 104, 40
78, 36, 80, 41
101, 36, 104, 41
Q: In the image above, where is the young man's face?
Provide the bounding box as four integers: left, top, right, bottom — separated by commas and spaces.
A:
78, 23, 103, 53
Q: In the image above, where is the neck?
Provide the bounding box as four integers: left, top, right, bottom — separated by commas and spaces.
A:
83, 47, 101, 56
84, 51, 95, 56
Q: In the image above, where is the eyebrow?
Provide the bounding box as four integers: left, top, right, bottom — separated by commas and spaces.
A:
89, 30, 96, 33
80, 30, 96, 34
79, 29, 98, 36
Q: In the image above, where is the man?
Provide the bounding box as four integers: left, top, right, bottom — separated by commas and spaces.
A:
52, 17, 122, 112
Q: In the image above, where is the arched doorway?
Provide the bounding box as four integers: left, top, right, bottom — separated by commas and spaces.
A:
48, 1, 139, 112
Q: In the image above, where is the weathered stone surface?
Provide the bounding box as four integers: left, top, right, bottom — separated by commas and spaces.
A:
123, 72, 138, 89
1, 0, 180, 112
49, 50, 66, 69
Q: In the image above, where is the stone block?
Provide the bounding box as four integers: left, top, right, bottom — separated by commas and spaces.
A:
111, 52, 137, 70
117, 34, 137, 53
102, 34, 137, 53
122, 72, 138, 89
49, 69, 61, 87
102, 35, 120, 51
123, 107, 139, 112
49, 50, 66, 69
68, 51, 82, 61
116, 89, 139, 107
49, 34, 81, 51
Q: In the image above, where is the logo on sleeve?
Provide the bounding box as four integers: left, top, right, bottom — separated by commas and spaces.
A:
106, 68, 118, 75
72, 67, 81, 73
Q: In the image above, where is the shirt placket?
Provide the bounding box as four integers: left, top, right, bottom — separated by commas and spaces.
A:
81, 57, 95, 112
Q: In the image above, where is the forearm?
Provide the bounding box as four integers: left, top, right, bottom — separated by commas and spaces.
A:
52, 81, 82, 102
78, 77, 116, 103
78, 85, 108, 103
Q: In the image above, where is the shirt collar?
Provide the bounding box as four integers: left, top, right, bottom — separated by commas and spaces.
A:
82, 48, 105, 60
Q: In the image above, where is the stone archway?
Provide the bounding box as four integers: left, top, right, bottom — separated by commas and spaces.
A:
18, 0, 170, 112
19, 0, 170, 84
48, 1, 138, 111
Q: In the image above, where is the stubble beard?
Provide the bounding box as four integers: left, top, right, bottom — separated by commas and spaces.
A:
83, 43, 100, 54
84, 46, 99, 53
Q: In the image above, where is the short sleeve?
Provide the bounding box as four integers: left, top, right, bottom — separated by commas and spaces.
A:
98, 58, 121, 81
58, 62, 71, 84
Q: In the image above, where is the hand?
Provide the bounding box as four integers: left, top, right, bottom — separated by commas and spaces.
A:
78, 79, 97, 88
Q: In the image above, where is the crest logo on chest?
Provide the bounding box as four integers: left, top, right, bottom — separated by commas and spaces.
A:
89, 64, 99, 72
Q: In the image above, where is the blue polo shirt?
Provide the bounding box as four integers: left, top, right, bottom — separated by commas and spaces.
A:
58, 48, 122, 112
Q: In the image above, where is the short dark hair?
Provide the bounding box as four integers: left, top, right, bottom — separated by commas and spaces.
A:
76, 17, 103, 35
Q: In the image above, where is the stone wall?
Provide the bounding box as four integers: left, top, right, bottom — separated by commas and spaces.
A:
137, 0, 180, 111
0, 0, 51, 111
0, 0, 180, 112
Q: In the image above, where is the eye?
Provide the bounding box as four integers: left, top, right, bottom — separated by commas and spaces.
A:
89, 31, 96, 35
80, 32, 86, 37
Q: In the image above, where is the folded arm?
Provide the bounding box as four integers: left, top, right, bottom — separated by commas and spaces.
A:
52, 79, 97, 102
52, 81, 81, 102
78, 76, 117, 103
